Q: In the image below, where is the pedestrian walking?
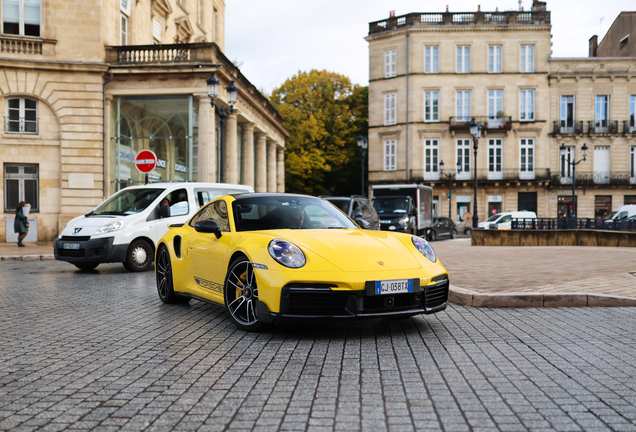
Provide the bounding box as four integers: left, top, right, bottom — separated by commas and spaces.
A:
14, 201, 29, 247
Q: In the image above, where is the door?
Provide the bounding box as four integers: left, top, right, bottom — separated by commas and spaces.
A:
424, 139, 440, 180
519, 138, 535, 180
456, 139, 471, 180
488, 138, 503, 180
594, 146, 610, 184
518, 192, 537, 214
560, 96, 575, 132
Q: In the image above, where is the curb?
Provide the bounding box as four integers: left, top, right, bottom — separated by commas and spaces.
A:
449, 285, 636, 308
1, 254, 55, 261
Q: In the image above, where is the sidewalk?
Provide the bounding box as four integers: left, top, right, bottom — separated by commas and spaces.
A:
2, 238, 636, 307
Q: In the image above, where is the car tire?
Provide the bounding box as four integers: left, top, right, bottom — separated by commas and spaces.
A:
451, 229, 457, 239
465, 228, 472, 237
155, 245, 188, 304
224, 257, 265, 332
74, 263, 98, 271
429, 230, 437, 241
124, 239, 153, 272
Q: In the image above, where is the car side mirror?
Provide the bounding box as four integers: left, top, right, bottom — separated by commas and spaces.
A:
159, 205, 170, 219
355, 218, 371, 229
195, 220, 222, 239
353, 211, 363, 218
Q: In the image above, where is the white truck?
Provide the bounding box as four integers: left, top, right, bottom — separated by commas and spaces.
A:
371, 184, 434, 238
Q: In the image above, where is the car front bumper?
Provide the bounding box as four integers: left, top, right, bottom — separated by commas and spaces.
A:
54, 236, 128, 265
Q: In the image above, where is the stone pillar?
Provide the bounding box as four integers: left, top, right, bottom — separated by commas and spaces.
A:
277, 147, 285, 192
225, 112, 238, 184
267, 141, 277, 192
255, 132, 267, 192
104, 95, 113, 198
197, 95, 216, 183
241, 123, 255, 188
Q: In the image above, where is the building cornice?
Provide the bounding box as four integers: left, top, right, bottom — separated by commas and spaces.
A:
0, 58, 108, 74
365, 25, 551, 42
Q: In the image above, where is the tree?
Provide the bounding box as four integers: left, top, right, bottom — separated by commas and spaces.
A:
270, 70, 368, 196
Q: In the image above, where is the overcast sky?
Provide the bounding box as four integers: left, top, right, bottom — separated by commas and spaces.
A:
226, 0, 633, 94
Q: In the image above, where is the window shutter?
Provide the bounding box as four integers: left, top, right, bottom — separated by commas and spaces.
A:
153, 17, 162, 42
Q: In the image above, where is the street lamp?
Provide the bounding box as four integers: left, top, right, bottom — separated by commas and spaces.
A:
206, 73, 238, 183
440, 159, 462, 219
357, 135, 368, 196
469, 118, 481, 229
560, 142, 588, 218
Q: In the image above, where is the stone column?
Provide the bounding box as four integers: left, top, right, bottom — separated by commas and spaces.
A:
196, 95, 216, 183
241, 123, 255, 188
255, 132, 267, 192
225, 112, 238, 184
104, 95, 113, 198
277, 147, 285, 192
267, 141, 277, 192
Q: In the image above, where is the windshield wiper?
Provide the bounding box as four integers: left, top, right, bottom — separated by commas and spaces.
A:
84, 211, 94, 217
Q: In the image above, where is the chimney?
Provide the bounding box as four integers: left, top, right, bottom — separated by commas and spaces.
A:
446, 5, 449, 12
532, 0, 547, 11
589, 35, 598, 57
477, 5, 481, 12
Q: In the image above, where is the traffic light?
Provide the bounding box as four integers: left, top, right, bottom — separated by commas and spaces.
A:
447, 192, 451, 199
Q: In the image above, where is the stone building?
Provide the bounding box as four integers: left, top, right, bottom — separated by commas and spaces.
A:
365, 2, 636, 223
0, 0, 288, 242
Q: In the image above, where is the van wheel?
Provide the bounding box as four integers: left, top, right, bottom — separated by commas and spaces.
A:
124, 239, 153, 272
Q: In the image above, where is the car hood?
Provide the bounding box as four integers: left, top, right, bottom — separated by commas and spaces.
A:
275, 229, 423, 272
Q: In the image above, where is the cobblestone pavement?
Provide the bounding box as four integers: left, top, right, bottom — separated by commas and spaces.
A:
1, 260, 636, 431
434, 239, 636, 298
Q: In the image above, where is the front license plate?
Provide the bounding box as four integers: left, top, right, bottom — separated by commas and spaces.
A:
62, 243, 80, 250
375, 279, 412, 295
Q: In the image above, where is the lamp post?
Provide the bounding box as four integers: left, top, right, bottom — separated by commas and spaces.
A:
469, 118, 481, 229
560, 142, 588, 218
440, 159, 462, 219
357, 135, 368, 196
206, 73, 238, 183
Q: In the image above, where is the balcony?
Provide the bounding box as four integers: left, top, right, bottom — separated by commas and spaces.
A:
552, 121, 584, 135
105, 43, 218, 65
624, 120, 636, 135
411, 168, 551, 183
554, 172, 634, 187
587, 120, 619, 135
368, 10, 550, 35
449, 116, 512, 132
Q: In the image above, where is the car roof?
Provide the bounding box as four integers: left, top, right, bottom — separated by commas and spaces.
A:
233, 192, 319, 201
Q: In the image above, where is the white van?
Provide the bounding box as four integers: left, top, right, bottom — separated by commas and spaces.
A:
605, 205, 636, 221
478, 211, 537, 230
54, 182, 253, 271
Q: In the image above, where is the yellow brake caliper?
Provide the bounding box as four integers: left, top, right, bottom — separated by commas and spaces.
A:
236, 269, 247, 299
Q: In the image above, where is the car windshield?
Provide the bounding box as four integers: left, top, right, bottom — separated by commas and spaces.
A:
485, 214, 502, 222
233, 196, 357, 231
372, 197, 410, 214
90, 188, 165, 216
605, 211, 618, 219
325, 198, 350, 213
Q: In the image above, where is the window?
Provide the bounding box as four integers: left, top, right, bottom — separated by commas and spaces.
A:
629, 95, 635, 131
520, 138, 535, 180
152, 17, 162, 44
424, 139, 439, 180
520, 89, 535, 121
620, 35, 629, 49
520, 45, 534, 72
630, 146, 636, 184
424, 91, 439, 122
385, 49, 396, 78
457, 46, 470, 73
560, 95, 575, 132
2, 0, 41, 37
383, 140, 397, 171
456, 139, 471, 180
6, 97, 37, 134
190, 199, 230, 232
487, 138, 503, 180
488, 45, 502, 73
456, 90, 470, 121
384, 93, 396, 126
4, 163, 38, 212
120, 13, 128, 45
595, 95, 609, 131
560, 146, 574, 183
594, 146, 610, 184
488, 90, 503, 126
425, 46, 438, 73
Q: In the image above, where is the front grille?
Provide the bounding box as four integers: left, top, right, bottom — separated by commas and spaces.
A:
425, 280, 449, 310
58, 249, 85, 258
59, 236, 91, 242
286, 290, 351, 315
363, 292, 423, 312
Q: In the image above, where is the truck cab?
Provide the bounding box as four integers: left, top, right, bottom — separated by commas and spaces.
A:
372, 195, 417, 234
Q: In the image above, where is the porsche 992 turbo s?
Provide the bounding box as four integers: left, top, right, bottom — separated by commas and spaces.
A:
155, 193, 450, 331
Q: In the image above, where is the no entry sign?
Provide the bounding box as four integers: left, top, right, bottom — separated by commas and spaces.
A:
135, 150, 158, 174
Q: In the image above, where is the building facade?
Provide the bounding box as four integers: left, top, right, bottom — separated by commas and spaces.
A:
0, 0, 288, 242
365, 2, 636, 223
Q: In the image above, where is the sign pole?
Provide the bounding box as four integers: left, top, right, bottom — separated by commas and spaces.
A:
145, 173, 149, 185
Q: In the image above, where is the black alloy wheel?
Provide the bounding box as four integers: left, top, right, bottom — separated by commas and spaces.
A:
429, 230, 437, 241
155, 245, 186, 304
451, 229, 458, 239
124, 239, 153, 272
224, 257, 264, 331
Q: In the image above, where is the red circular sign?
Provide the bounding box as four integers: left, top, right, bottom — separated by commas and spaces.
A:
135, 150, 158, 174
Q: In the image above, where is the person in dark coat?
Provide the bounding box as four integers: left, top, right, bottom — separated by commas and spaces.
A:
14, 201, 28, 247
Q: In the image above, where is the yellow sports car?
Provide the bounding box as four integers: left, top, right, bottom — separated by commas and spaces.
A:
155, 193, 450, 331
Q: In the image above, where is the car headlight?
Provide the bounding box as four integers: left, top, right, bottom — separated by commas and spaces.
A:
399, 217, 409, 225
411, 236, 437, 263
268, 239, 306, 268
95, 220, 124, 235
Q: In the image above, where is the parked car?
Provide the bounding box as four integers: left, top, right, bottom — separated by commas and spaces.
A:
429, 217, 458, 241
155, 193, 450, 331
323, 195, 380, 230
54, 182, 253, 272
455, 220, 472, 237
478, 211, 537, 230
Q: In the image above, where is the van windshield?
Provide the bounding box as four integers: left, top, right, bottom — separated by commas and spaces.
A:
372, 197, 410, 214
485, 214, 502, 222
89, 188, 165, 216
606, 211, 618, 220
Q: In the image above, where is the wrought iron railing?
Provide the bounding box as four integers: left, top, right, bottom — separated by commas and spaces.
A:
511, 218, 636, 231
4, 116, 38, 134
624, 120, 636, 134
552, 120, 584, 135
554, 171, 633, 186
587, 120, 619, 135
410, 168, 550, 183
449, 116, 512, 131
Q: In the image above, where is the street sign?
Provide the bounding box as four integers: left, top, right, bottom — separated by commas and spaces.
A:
135, 150, 157, 174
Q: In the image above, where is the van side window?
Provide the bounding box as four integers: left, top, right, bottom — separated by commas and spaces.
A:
499, 215, 512, 223
190, 200, 230, 232
162, 189, 189, 217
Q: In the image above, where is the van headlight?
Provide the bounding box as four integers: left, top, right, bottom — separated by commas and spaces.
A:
95, 220, 124, 235
411, 236, 436, 263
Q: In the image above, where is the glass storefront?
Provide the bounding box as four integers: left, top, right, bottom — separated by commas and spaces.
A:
110, 95, 198, 191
